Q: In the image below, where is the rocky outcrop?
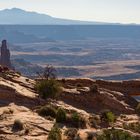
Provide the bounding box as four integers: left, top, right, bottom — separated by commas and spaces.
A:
58, 78, 138, 114
0, 40, 13, 69
0, 73, 140, 139
0, 72, 138, 113
0, 103, 54, 140
0, 70, 42, 107
60, 87, 136, 114
96, 79, 140, 95
61, 78, 140, 97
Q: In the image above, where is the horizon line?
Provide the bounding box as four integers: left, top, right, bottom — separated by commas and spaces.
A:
0, 7, 139, 25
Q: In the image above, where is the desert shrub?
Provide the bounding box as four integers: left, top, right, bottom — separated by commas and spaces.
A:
135, 136, 140, 140
101, 110, 116, 123
37, 105, 56, 118
67, 112, 86, 128
25, 78, 29, 82
87, 133, 93, 140
123, 122, 140, 133
12, 119, 24, 131
90, 84, 98, 93
97, 129, 135, 140
48, 125, 62, 140
71, 112, 79, 122
35, 79, 61, 99
61, 78, 66, 84
56, 108, 66, 123
86, 132, 96, 140
25, 128, 30, 135
76, 83, 83, 88
89, 115, 101, 128
16, 71, 21, 76
64, 128, 78, 140
136, 103, 140, 114
74, 134, 82, 140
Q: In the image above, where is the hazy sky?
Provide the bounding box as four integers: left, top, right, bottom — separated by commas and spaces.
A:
0, 0, 140, 23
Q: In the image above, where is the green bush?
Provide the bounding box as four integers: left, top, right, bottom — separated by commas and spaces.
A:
48, 125, 62, 140
69, 112, 86, 128
97, 129, 135, 140
35, 79, 61, 99
64, 128, 78, 140
123, 122, 140, 133
72, 112, 80, 122
90, 84, 99, 93
89, 115, 101, 128
56, 108, 66, 123
101, 110, 116, 123
12, 119, 24, 131
37, 105, 56, 118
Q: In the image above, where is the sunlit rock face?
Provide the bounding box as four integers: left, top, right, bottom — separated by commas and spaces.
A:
0, 40, 13, 69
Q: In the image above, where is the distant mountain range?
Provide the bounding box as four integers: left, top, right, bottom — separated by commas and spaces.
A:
0, 8, 118, 25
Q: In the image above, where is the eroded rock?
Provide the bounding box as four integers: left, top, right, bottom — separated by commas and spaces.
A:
0, 40, 13, 69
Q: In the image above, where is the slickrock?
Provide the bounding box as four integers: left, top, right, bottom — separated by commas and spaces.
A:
0, 71, 139, 139
0, 103, 54, 140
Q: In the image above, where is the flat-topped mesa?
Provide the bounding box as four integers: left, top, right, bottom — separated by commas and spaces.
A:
0, 40, 13, 69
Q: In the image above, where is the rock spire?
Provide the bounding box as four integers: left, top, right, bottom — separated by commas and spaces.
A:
0, 40, 12, 69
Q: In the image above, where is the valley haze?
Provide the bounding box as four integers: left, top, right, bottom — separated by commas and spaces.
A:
0, 8, 140, 81
0, 24, 140, 81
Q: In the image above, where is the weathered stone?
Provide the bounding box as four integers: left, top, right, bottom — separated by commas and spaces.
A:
0, 40, 13, 69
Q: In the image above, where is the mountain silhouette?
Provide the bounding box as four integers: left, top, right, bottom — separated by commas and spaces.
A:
0, 8, 113, 25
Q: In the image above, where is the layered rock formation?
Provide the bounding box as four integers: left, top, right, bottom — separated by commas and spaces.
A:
59, 78, 138, 114
0, 71, 140, 139
0, 40, 12, 69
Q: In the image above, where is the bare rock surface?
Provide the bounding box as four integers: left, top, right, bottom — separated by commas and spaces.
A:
0, 103, 54, 140
0, 71, 140, 139
60, 87, 136, 114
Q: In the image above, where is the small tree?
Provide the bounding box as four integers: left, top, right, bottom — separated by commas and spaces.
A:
37, 64, 57, 80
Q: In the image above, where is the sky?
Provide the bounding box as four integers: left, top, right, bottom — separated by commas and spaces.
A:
0, 0, 140, 24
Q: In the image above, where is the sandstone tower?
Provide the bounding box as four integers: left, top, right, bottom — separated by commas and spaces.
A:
0, 40, 12, 69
